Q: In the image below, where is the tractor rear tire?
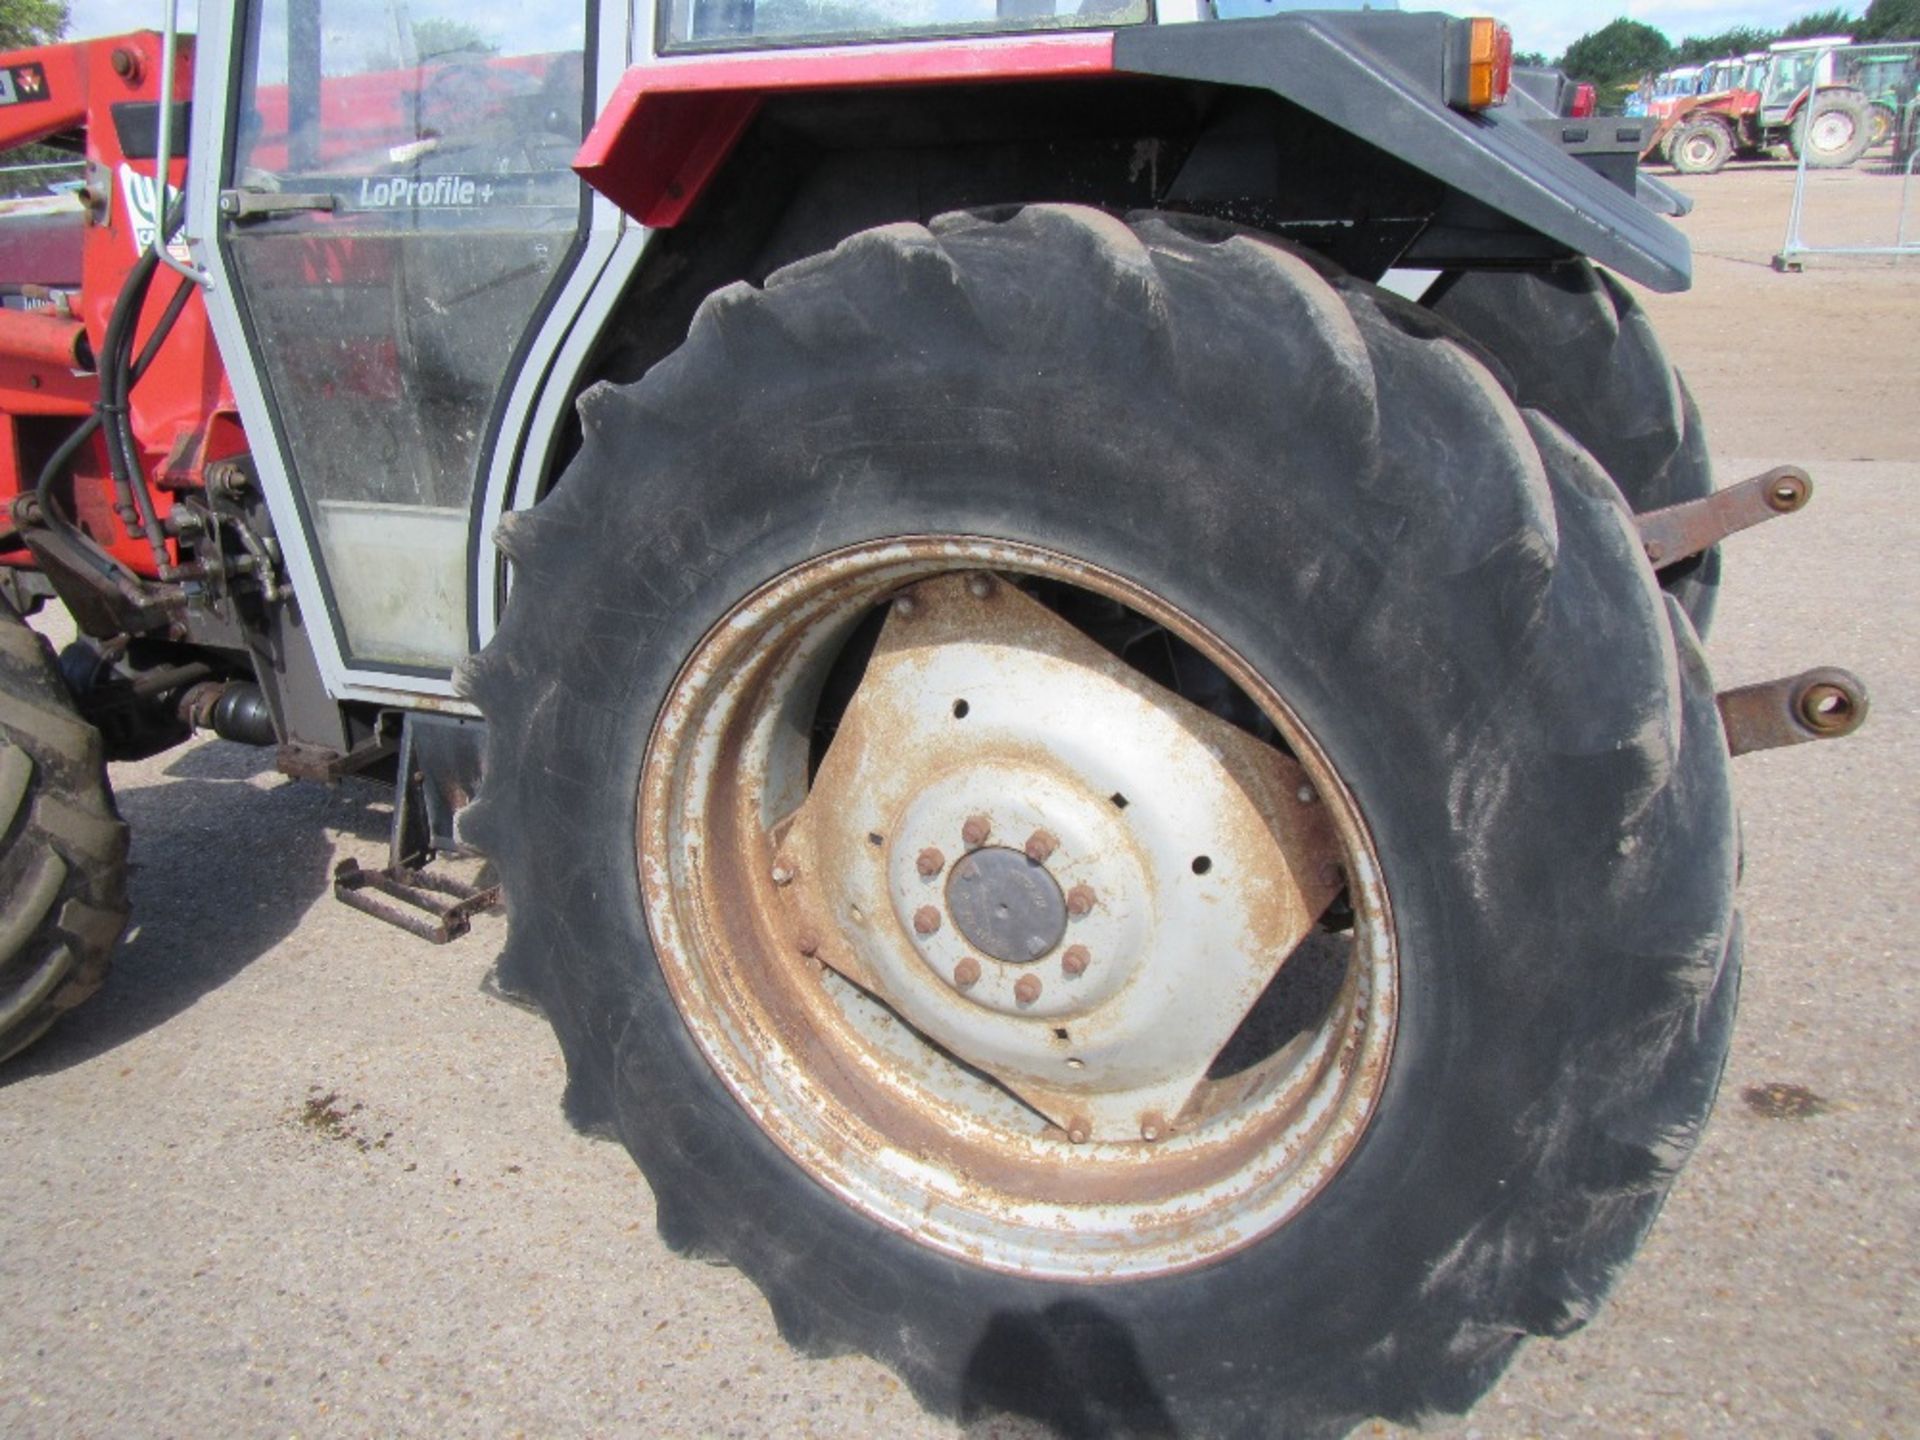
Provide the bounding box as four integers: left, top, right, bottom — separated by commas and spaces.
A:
1428, 260, 1721, 634
0, 602, 128, 1062
1670, 117, 1734, 174
466, 207, 1741, 1437
1790, 91, 1873, 168
1867, 102, 1895, 150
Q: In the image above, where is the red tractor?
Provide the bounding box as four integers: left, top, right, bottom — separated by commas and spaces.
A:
0, 2, 1868, 1433
1653, 39, 1874, 174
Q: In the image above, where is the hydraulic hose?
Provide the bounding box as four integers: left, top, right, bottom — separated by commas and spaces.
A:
98, 245, 168, 568
29, 198, 196, 603
93, 196, 193, 578
98, 269, 191, 543
27, 411, 173, 607
31, 412, 104, 541
118, 273, 197, 564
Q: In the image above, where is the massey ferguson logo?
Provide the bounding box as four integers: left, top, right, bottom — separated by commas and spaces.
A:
0, 63, 49, 106
356, 174, 496, 209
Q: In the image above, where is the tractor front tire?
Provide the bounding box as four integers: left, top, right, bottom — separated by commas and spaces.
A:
468, 208, 1741, 1437
1429, 259, 1721, 634
1670, 116, 1734, 174
0, 603, 128, 1062
1867, 102, 1895, 150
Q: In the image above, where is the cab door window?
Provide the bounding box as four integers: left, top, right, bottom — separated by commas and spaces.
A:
226, 0, 587, 670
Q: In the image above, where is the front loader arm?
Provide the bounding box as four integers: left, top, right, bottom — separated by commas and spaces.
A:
0, 40, 89, 152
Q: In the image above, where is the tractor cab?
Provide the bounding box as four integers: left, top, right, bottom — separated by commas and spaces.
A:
1647, 65, 1704, 119
1760, 36, 1852, 126
1698, 58, 1743, 96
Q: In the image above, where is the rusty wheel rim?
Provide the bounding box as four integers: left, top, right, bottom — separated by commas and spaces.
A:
639, 539, 1397, 1281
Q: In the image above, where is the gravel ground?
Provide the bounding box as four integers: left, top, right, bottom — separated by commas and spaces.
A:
1, 165, 1914, 1439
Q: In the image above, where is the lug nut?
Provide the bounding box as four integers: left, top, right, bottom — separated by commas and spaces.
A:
1065, 884, 1096, 917
1013, 974, 1042, 1006
1061, 944, 1090, 977
1297, 784, 1317, 804
912, 906, 941, 936
770, 860, 795, 886
1066, 1117, 1091, 1145
953, 957, 982, 989
1139, 1113, 1167, 1143
795, 929, 821, 957
894, 594, 917, 617
1024, 829, 1058, 864
967, 574, 994, 599
961, 814, 991, 848
916, 846, 945, 878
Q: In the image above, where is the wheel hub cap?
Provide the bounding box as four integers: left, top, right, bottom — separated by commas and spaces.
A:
946, 847, 1066, 963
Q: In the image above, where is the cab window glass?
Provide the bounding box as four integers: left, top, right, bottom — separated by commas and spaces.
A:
227, 0, 587, 669
661, 0, 1148, 53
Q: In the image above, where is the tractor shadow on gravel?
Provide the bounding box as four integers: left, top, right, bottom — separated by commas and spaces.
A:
0, 737, 390, 1081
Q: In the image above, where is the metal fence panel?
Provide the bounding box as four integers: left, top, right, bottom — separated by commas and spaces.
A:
1774, 41, 1920, 270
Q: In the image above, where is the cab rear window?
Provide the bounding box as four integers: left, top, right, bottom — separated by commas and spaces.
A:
660, 0, 1149, 53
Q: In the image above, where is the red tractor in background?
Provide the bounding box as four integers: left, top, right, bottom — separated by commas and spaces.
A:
0, 2, 1869, 1434
1641, 62, 1704, 123
1651, 37, 1874, 174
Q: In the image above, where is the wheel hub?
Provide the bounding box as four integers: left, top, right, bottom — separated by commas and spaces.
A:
945, 846, 1067, 963
777, 572, 1344, 1140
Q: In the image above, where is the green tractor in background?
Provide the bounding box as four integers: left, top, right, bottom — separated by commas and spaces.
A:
1852, 47, 1919, 151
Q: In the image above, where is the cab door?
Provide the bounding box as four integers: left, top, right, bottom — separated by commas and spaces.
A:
196, 0, 590, 676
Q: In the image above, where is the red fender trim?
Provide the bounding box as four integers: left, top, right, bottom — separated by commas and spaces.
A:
574, 33, 1117, 226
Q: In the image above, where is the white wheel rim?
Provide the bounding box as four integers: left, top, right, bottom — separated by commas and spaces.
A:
639, 539, 1398, 1280
1812, 111, 1854, 151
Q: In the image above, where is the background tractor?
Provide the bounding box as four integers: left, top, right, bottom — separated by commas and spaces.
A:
0, 1, 1869, 1434
1650, 37, 1876, 175
1852, 46, 1920, 150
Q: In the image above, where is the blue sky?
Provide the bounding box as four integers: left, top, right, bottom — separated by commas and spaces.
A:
64, 0, 1865, 64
